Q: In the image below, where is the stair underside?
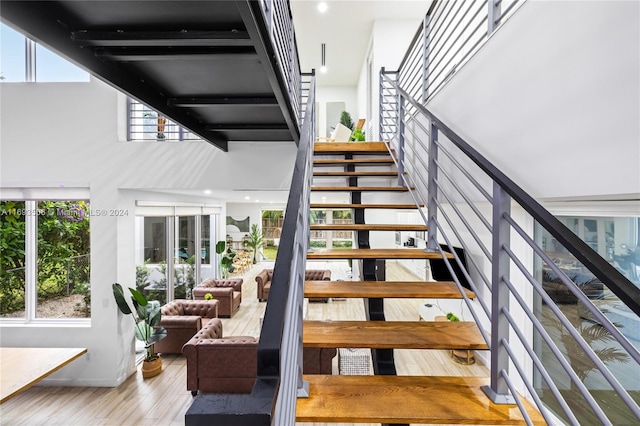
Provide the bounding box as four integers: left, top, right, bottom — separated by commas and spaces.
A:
304, 280, 475, 299
310, 203, 422, 209
308, 248, 452, 260
313, 159, 395, 166
314, 141, 390, 154
303, 320, 488, 350
296, 375, 545, 425
309, 223, 427, 231
313, 171, 398, 177
311, 186, 410, 192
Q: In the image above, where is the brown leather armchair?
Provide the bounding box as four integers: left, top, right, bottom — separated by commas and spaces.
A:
183, 318, 336, 395
256, 269, 331, 302
193, 278, 243, 317
154, 299, 219, 355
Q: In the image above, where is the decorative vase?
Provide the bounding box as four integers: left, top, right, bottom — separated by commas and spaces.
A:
141, 357, 163, 378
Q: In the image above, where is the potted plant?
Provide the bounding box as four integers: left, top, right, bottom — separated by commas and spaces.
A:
216, 240, 236, 278
243, 224, 264, 264
112, 283, 167, 378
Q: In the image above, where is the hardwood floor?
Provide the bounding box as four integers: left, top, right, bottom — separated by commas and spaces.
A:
0, 261, 488, 426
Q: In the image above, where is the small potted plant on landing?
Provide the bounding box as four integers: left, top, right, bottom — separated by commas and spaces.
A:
216, 240, 236, 278
112, 283, 167, 378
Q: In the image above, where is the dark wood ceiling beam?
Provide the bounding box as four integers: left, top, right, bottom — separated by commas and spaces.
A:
71, 30, 252, 47
168, 96, 278, 107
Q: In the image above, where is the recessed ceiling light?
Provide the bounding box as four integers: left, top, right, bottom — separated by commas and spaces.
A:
255, 199, 260, 203
204, 190, 212, 195
318, 2, 328, 13
245, 196, 250, 200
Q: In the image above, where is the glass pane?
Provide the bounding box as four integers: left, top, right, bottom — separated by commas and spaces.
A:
142, 217, 167, 305
36, 201, 91, 318
535, 216, 640, 423
0, 24, 26, 82
0, 201, 26, 318
35, 43, 89, 82
201, 215, 211, 265
261, 210, 283, 260
175, 216, 196, 299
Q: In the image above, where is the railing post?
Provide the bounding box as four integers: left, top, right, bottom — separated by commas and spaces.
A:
421, 15, 430, 103
378, 68, 385, 142
426, 122, 438, 252
396, 93, 405, 187
488, 0, 502, 34
482, 182, 515, 404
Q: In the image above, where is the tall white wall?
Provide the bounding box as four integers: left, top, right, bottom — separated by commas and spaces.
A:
0, 78, 297, 386
315, 85, 358, 138
426, 0, 640, 200
358, 20, 422, 140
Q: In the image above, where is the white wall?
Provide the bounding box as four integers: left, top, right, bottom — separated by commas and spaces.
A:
315, 85, 358, 138
426, 0, 640, 200
359, 20, 423, 141
0, 78, 297, 386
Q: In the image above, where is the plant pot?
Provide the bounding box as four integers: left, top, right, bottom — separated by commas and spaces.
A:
141, 357, 162, 378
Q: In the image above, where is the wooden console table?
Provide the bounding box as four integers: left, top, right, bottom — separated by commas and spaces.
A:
0, 347, 87, 403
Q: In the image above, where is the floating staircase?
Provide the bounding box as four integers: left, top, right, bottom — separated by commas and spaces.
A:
298, 141, 543, 424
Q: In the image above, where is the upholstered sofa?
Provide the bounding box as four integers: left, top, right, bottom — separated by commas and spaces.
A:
193, 278, 243, 317
256, 269, 331, 302
183, 318, 336, 395
154, 299, 219, 355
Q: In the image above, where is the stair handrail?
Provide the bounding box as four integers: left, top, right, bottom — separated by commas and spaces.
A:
381, 70, 640, 424
185, 73, 315, 425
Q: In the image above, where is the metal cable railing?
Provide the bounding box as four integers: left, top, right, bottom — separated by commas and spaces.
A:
381, 70, 640, 425
395, 0, 523, 104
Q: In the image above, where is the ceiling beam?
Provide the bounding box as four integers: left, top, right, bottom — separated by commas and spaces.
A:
168, 96, 278, 107
71, 30, 252, 47
205, 124, 289, 131
95, 48, 256, 61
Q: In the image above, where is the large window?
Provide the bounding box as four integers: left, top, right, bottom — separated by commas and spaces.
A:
535, 214, 640, 424
0, 200, 91, 320
0, 23, 89, 82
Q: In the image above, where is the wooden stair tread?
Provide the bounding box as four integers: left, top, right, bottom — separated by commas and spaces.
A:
314, 141, 390, 154
310, 223, 427, 231
311, 186, 411, 192
310, 203, 422, 209
313, 171, 398, 177
296, 375, 544, 425
305, 280, 475, 299
313, 158, 394, 166
303, 320, 487, 350
308, 248, 452, 260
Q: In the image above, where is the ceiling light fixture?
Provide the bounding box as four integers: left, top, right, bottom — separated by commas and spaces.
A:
320, 43, 327, 73
318, 2, 328, 13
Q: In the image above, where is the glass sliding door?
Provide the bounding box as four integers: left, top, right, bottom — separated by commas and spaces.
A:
138, 216, 168, 305
135, 213, 219, 303
175, 216, 196, 299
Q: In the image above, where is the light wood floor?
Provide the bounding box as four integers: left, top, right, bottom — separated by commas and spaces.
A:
0, 261, 488, 426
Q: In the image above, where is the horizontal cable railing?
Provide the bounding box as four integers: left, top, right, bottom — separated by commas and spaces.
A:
127, 98, 202, 142
381, 70, 640, 425
396, 0, 523, 103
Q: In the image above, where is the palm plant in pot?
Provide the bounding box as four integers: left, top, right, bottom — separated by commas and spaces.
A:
243, 224, 264, 264
112, 283, 167, 378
